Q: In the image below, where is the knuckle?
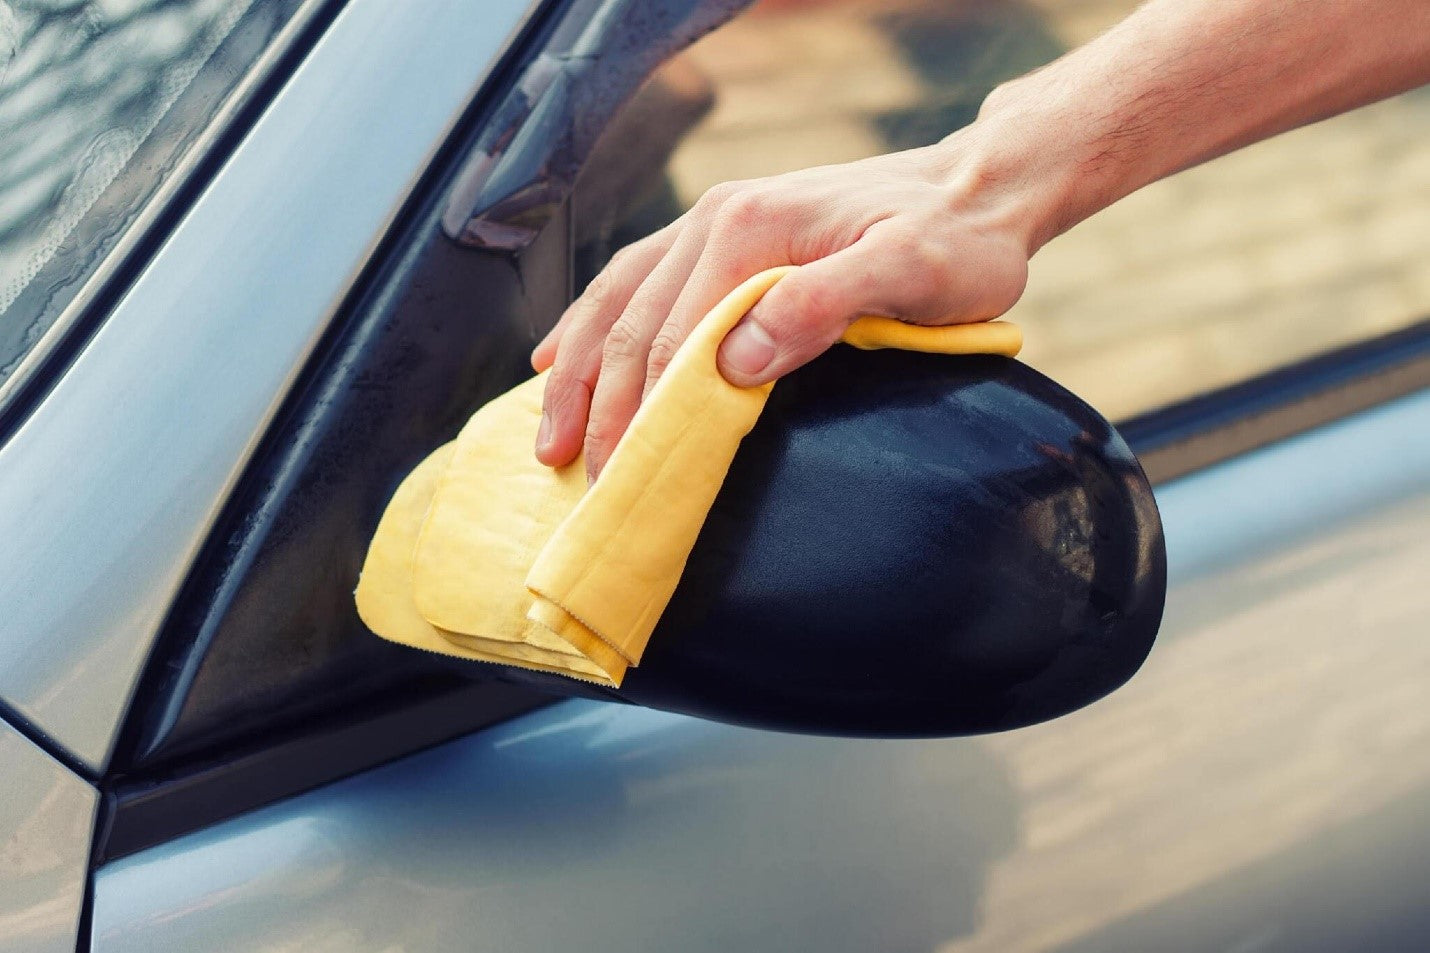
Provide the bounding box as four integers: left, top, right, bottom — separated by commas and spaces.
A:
714, 189, 768, 230
541, 366, 584, 418
921, 241, 958, 281
552, 324, 603, 366
605, 241, 646, 275
583, 414, 619, 452
543, 355, 574, 396
601, 317, 645, 365
884, 227, 931, 263
883, 229, 955, 300
695, 181, 740, 213
646, 325, 685, 375
913, 233, 956, 278
778, 279, 841, 336
580, 267, 622, 311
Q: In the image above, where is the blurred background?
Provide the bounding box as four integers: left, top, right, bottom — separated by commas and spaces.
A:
575, 0, 1430, 421
3, 0, 1426, 419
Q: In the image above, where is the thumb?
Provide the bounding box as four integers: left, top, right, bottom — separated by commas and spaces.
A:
716, 248, 873, 388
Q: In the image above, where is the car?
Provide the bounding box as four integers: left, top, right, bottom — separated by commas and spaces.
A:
1, 0, 1428, 951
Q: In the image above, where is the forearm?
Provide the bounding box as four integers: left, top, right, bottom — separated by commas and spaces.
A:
966, 0, 1430, 251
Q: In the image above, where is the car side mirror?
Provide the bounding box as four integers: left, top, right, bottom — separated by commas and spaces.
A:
495, 345, 1166, 736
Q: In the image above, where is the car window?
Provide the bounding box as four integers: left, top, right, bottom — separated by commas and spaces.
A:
572, 0, 1430, 421
0, 0, 309, 391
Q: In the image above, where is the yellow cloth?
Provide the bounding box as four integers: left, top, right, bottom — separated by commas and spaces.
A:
355, 266, 1022, 687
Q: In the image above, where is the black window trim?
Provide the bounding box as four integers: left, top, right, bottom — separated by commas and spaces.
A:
1122, 317, 1430, 484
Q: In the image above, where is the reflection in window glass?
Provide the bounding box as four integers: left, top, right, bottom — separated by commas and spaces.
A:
575, 0, 1430, 420
0, 0, 304, 387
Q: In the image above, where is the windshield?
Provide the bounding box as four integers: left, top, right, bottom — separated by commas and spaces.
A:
0, 0, 308, 392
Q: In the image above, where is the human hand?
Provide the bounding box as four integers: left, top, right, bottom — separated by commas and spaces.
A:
534, 0, 1430, 484
532, 126, 1060, 482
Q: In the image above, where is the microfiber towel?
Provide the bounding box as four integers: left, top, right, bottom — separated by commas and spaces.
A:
355, 266, 1022, 686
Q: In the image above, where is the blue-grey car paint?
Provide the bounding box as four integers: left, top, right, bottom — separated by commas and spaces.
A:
0, 719, 96, 953
90, 389, 1430, 952
0, 0, 539, 772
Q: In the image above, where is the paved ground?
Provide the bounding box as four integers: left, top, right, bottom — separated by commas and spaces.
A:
660, 0, 1430, 420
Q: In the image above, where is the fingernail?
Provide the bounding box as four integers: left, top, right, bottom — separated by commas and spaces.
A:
720, 319, 776, 379
535, 413, 552, 452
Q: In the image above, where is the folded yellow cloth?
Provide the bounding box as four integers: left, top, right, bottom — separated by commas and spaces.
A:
355, 266, 1021, 687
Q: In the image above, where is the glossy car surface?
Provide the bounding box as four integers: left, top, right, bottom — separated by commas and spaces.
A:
0, 0, 1427, 951
90, 390, 1430, 952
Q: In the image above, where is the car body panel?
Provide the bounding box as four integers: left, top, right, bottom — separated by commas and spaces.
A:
0, 0, 537, 772
0, 720, 95, 953
91, 389, 1430, 952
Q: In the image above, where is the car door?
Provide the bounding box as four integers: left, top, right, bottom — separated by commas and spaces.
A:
5, 0, 1428, 951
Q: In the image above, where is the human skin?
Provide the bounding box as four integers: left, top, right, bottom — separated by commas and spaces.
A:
532, 0, 1430, 482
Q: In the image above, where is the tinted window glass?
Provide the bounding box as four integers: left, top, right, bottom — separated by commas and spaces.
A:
0, 0, 308, 389
574, 0, 1430, 420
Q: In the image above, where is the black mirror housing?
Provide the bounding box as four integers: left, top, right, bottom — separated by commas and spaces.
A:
582, 346, 1167, 736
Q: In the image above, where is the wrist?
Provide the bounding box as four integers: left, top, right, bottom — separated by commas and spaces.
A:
922, 74, 1093, 256
950, 35, 1195, 253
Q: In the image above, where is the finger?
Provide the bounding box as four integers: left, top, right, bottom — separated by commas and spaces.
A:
583, 227, 709, 482
532, 230, 673, 373
536, 322, 601, 468
715, 232, 1000, 387
640, 221, 784, 402
537, 241, 670, 467
531, 305, 577, 372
